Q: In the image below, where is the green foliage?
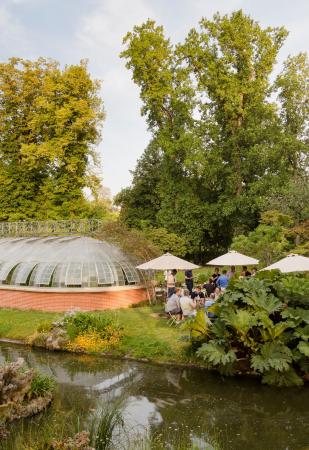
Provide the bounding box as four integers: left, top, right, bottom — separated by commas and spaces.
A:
142, 226, 187, 257
251, 342, 292, 372
181, 309, 209, 342
94, 220, 160, 263
192, 274, 309, 386
261, 368, 303, 387
231, 221, 291, 266
89, 401, 124, 450
119, 10, 308, 261
297, 341, 309, 357
0, 57, 104, 220
64, 312, 122, 341
197, 342, 237, 366
29, 372, 55, 399
37, 321, 53, 333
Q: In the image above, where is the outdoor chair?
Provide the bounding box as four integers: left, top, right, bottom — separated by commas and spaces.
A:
166, 312, 181, 327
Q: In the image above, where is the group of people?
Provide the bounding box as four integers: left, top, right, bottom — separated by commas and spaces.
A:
165, 265, 257, 321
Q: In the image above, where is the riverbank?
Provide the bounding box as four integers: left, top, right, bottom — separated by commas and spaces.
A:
0, 307, 196, 365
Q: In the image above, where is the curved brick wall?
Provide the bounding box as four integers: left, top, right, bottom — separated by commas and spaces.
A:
0, 286, 148, 312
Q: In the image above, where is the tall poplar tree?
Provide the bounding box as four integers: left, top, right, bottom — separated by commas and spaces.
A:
119, 11, 306, 260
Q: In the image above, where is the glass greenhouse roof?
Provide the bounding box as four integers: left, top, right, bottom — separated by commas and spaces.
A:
0, 236, 142, 288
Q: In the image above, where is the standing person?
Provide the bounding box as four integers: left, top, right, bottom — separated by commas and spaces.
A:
203, 278, 216, 297
216, 269, 229, 291
184, 269, 194, 294
227, 266, 236, 279
167, 269, 177, 297
212, 267, 221, 285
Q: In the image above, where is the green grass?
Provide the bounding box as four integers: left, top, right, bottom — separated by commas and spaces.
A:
0, 309, 59, 340
0, 306, 194, 364
102, 306, 193, 363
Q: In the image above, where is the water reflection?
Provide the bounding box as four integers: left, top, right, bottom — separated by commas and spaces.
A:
0, 343, 308, 450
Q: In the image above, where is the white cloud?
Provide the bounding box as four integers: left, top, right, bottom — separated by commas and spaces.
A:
0, 4, 29, 53
73, 0, 158, 195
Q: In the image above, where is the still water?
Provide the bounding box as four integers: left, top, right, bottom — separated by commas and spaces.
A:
0, 342, 308, 450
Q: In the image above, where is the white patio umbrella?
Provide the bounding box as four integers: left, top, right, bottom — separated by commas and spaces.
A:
262, 254, 309, 273
136, 252, 199, 270
206, 250, 259, 266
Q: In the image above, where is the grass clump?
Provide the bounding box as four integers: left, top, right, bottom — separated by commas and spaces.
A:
29, 372, 55, 399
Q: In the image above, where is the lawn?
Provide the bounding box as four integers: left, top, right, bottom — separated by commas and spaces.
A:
0, 309, 59, 340
0, 307, 194, 364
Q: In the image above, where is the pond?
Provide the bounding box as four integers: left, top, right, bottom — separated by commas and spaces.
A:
0, 342, 308, 450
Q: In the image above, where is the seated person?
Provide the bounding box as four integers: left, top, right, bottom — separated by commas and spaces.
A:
165, 288, 182, 319
216, 269, 229, 290
205, 293, 216, 318
191, 285, 205, 305
203, 278, 216, 297
214, 287, 222, 300
180, 289, 197, 317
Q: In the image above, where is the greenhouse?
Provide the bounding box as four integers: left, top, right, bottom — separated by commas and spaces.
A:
0, 236, 146, 311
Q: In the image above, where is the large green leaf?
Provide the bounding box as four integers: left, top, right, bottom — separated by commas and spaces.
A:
244, 292, 282, 314
262, 368, 303, 387
294, 324, 309, 340
197, 341, 237, 366
251, 342, 293, 373
281, 307, 309, 324
181, 309, 209, 340
297, 341, 309, 357
221, 309, 258, 335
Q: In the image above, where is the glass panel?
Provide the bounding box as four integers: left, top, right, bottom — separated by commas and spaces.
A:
119, 261, 141, 284
52, 264, 68, 288
0, 262, 19, 283
96, 262, 114, 286
65, 262, 82, 287
29, 263, 57, 286
113, 263, 125, 286
11, 262, 38, 285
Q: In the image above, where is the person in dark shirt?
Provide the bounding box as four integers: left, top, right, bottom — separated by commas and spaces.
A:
191, 286, 205, 306
241, 266, 251, 277
212, 267, 221, 285
184, 269, 194, 294
203, 278, 216, 297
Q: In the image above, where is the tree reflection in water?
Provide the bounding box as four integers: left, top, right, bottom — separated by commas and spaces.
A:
0, 343, 308, 450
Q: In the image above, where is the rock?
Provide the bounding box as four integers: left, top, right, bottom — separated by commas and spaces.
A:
45, 328, 69, 350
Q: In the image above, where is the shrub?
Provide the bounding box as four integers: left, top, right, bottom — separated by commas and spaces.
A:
37, 320, 53, 333
64, 312, 122, 341
193, 274, 309, 386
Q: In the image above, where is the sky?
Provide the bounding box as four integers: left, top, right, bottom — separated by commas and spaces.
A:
1, 0, 308, 197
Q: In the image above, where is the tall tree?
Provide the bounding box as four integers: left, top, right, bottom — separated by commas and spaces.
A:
274, 52, 309, 173
0, 58, 104, 220
120, 11, 300, 261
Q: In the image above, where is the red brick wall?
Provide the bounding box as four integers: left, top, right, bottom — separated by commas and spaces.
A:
0, 288, 148, 312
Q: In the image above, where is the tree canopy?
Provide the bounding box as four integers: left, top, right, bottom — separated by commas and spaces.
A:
0, 57, 105, 220
118, 10, 308, 261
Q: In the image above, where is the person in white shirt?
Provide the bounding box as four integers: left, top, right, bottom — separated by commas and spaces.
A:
180, 289, 197, 317
165, 288, 182, 320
